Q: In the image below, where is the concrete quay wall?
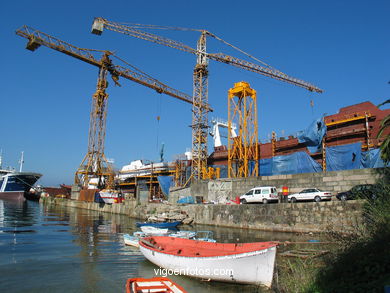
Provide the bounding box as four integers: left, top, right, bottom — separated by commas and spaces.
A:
42, 197, 364, 234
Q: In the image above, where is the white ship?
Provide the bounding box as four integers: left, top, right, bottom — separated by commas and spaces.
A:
0, 152, 42, 201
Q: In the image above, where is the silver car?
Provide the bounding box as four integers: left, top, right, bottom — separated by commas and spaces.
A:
288, 188, 332, 203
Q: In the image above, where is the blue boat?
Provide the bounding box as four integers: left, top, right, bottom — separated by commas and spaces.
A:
136, 220, 182, 228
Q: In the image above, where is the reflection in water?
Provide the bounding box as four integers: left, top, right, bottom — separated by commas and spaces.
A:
0, 200, 328, 292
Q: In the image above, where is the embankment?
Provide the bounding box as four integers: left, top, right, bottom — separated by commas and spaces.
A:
41, 197, 364, 234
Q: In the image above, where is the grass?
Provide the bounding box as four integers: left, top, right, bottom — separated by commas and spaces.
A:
273, 256, 323, 292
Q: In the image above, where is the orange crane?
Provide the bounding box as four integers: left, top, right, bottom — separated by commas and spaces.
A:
16, 25, 197, 188
91, 18, 323, 180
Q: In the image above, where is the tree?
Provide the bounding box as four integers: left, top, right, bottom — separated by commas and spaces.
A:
377, 99, 390, 163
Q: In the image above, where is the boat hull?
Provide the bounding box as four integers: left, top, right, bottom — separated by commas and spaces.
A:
136, 221, 181, 228
139, 238, 277, 287
0, 191, 25, 201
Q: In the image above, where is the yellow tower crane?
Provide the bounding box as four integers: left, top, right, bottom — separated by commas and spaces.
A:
91, 18, 323, 180
16, 25, 197, 189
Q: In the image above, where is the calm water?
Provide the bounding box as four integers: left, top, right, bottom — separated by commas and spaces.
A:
0, 199, 321, 293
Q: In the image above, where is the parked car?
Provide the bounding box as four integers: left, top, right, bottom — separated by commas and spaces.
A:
336, 184, 378, 201
240, 186, 278, 204
288, 188, 332, 203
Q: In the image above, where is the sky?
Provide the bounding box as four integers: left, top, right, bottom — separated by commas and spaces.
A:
1, 0, 389, 186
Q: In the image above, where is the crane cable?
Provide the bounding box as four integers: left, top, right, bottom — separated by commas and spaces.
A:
116, 21, 277, 72
156, 95, 162, 153
116, 21, 203, 32
111, 54, 163, 84
206, 32, 278, 71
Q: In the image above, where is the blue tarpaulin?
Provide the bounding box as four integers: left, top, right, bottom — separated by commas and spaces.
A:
177, 196, 195, 204
361, 148, 387, 168
326, 142, 362, 171
297, 117, 327, 153
272, 152, 322, 174
157, 176, 173, 197
260, 158, 273, 176
259, 152, 322, 176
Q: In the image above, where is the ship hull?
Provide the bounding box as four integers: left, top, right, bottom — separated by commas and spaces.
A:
0, 172, 42, 201
0, 191, 25, 201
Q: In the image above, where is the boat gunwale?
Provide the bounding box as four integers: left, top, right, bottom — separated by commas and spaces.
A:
140, 236, 278, 258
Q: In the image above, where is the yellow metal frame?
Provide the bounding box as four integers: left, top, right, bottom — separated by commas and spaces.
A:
228, 82, 259, 178
326, 113, 371, 126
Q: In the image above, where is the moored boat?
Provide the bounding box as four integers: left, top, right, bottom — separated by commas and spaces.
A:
124, 233, 144, 247
126, 277, 187, 293
0, 171, 42, 201
168, 230, 197, 239
0, 152, 42, 201
97, 189, 122, 204
139, 236, 278, 287
136, 220, 182, 229
140, 226, 169, 235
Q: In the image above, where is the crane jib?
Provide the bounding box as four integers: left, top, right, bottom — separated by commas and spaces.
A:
15, 25, 200, 106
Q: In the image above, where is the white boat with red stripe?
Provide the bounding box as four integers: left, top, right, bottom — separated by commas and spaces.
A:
139, 236, 277, 288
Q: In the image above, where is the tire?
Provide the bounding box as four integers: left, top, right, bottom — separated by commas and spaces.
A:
314, 196, 321, 202
241, 199, 247, 204
291, 197, 297, 203
263, 198, 268, 204
340, 194, 347, 201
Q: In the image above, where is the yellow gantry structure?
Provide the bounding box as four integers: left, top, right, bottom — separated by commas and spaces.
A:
228, 82, 259, 178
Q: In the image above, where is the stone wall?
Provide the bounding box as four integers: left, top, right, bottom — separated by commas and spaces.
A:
45, 168, 381, 234
190, 168, 382, 202
42, 197, 365, 234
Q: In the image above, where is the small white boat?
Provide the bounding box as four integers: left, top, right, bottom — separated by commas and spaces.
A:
124, 233, 142, 247
140, 226, 169, 235
126, 277, 187, 293
169, 230, 196, 239
139, 236, 278, 287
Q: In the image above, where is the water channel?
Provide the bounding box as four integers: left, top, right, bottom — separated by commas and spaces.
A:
0, 199, 328, 292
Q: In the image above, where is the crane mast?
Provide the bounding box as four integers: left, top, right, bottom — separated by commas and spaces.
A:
16, 25, 196, 188
79, 59, 110, 188
191, 31, 209, 180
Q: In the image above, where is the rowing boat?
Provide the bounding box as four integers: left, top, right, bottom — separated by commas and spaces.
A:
126, 277, 187, 293
139, 236, 277, 287
140, 226, 169, 235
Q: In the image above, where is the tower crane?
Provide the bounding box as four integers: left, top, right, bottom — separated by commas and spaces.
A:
16, 25, 198, 188
91, 18, 323, 180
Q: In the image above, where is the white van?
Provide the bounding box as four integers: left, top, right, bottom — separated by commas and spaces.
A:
240, 186, 279, 204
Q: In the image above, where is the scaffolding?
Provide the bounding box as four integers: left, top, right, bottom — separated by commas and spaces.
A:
228, 82, 259, 178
